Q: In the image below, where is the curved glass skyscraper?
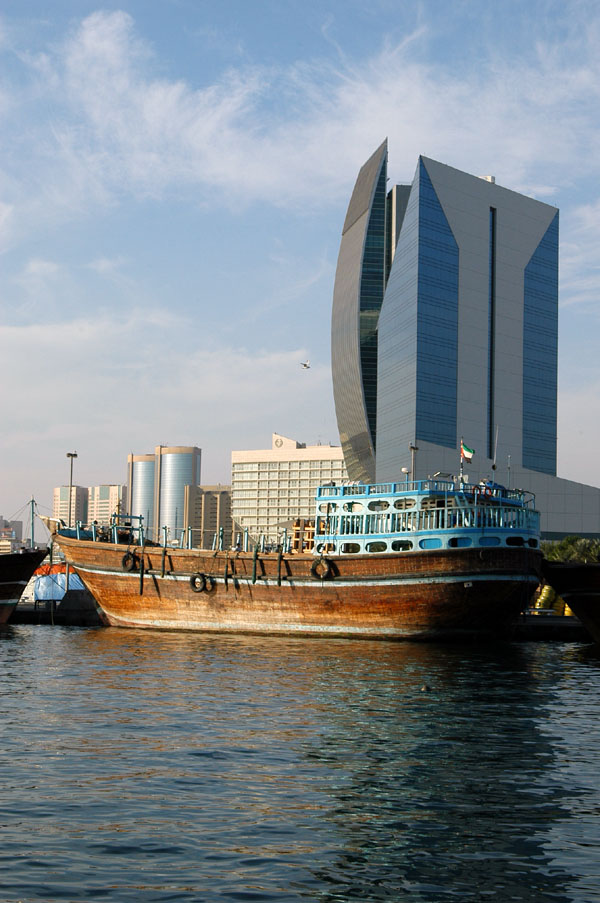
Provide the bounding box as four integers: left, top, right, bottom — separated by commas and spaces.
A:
331, 141, 388, 484
332, 144, 600, 537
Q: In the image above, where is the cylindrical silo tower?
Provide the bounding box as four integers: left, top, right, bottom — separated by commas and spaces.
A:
154, 446, 201, 542
127, 454, 156, 537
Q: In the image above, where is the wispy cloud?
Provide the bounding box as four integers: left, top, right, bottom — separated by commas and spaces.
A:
4, 6, 600, 225
1, 312, 334, 512
561, 198, 600, 309
2, 3, 600, 514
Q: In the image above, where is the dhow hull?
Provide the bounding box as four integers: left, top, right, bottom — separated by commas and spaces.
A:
56, 535, 542, 640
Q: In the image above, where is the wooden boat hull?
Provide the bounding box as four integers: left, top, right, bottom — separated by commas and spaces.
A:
543, 561, 600, 644
0, 549, 48, 624
56, 534, 543, 640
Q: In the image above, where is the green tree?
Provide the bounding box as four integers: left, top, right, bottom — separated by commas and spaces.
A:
541, 535, 600, 562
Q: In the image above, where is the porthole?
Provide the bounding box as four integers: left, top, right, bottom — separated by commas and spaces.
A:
366, 541, 387, 553
316, 542, 336, 554
341, 542, 361, 554
479, 536, 501, 547
391, 540, 413, 551
527, 538, 538, 548
448, 537, 472, 548
506, 536, 525, 546
419, 538, 442, 550
367, 500, 389, 511
318, 502, 337, 514
421, 497, 445, 510
394, 498, 416, 510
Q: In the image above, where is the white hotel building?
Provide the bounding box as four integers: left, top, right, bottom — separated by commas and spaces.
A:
231, 434, 347, 542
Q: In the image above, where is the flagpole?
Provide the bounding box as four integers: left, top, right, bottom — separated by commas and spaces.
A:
459, 437, 464, 486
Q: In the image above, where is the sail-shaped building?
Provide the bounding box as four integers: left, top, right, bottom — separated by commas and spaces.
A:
331, 141, 600, 537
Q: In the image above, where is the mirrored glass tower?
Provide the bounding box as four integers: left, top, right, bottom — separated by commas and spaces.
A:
332, 144, 600, 537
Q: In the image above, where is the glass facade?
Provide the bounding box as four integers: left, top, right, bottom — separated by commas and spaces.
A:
376, 158, 458, 478
129, 460, 155, 533
488, 207, 497, 459
522, 212, 559, 474
331, 141, 388, 483
337, 147, 562, 507
359, 163, 387, 448
375, 167, 420, 478
158, 450, 200, 537
414, 161, 458, 448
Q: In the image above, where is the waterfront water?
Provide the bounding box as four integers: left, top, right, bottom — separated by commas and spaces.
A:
2, 628, 600, 902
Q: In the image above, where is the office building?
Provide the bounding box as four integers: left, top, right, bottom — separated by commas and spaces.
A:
126, 454, 155, 534
0, 516, 23, 553
52, 486, 88, 527
332, 141, 600, 537
185, 484, 233, 548
127, 446, 201, 542
87, 484, 126, 524
231, 433, 347, 542
0, 516, 22, 544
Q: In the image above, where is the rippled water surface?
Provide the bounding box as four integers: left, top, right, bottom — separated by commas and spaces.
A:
2, 626, 600, 902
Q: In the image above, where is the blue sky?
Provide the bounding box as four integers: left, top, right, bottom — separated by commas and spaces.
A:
2, 0, 600, 533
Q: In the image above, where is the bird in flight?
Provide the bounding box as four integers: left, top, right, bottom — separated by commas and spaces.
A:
300, 360, 310, 369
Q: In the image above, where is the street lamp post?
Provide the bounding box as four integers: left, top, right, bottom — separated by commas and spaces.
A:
66, 452, 78, 527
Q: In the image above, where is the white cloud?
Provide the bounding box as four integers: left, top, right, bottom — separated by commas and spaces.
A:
2, 3, 600, 518
0, 200, 14, 250
22, 257, 60, 277
87, 255, 128, 275
0, 312, 336, 516
560, 198, 600, 309
4, 7, 600, 216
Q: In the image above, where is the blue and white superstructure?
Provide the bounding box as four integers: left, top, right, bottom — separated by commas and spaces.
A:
314, 479, 540, 556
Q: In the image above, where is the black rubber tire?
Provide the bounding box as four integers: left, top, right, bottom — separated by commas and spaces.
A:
311, 557, 333, 580
122, 552, 137, 572
190, 573, 207, 593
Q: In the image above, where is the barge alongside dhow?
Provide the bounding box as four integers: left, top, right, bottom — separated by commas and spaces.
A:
542, 561, 600, 645
0, 548, 48, 624
43, 478, 543, 640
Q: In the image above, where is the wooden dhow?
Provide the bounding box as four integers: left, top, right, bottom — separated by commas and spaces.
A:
43, 478, 543, 640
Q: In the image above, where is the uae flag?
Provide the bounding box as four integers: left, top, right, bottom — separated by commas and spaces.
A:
461, 441, 474, 462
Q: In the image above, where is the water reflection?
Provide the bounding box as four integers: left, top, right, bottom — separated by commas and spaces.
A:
297, 643, 575, 901
1, 628, 599, 901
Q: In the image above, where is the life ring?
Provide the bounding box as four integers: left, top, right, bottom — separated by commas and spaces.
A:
311, 557, 333, 580
122, 552, 137, 572
190, 573, 207, 593
483, 486, 493, 498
